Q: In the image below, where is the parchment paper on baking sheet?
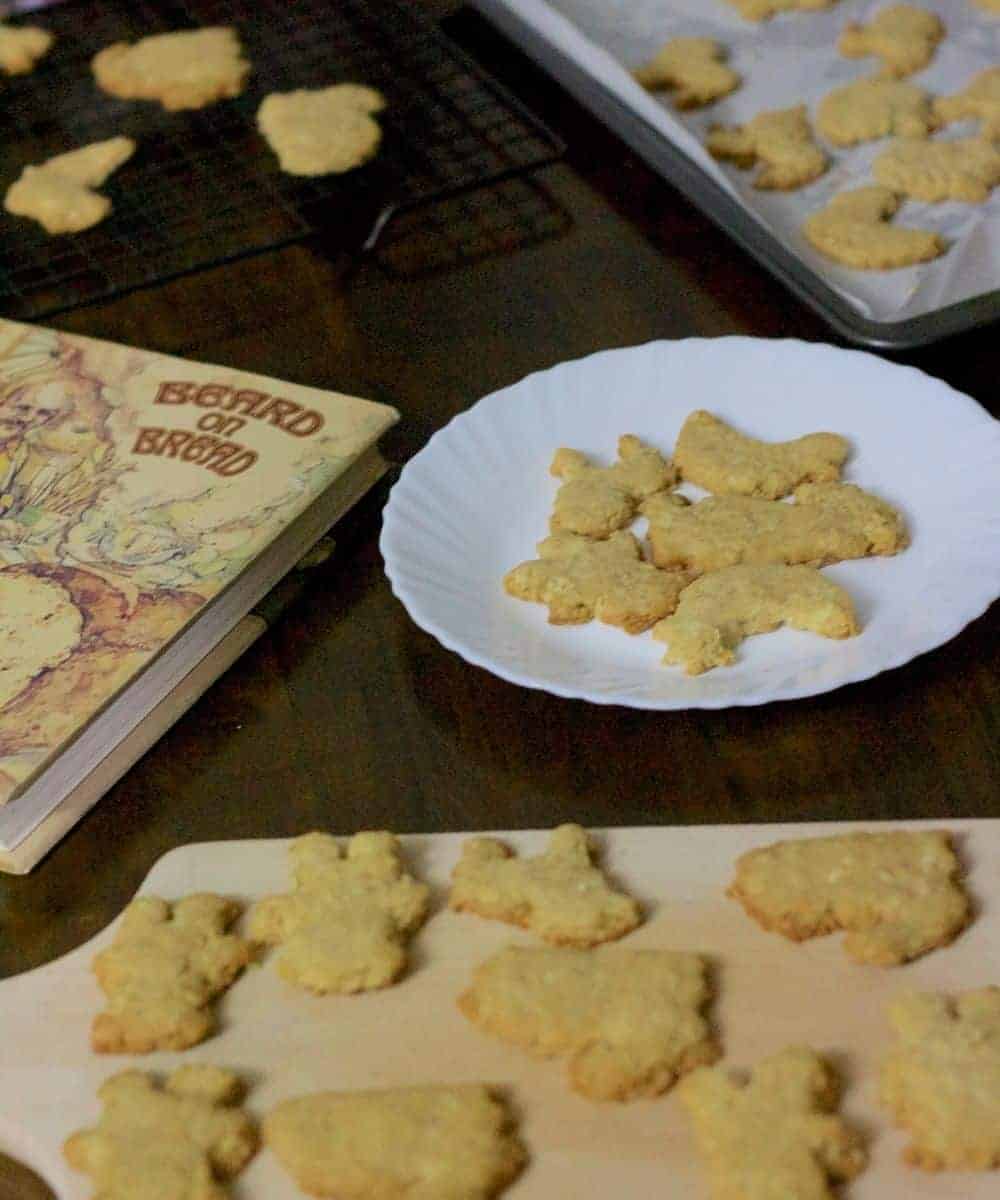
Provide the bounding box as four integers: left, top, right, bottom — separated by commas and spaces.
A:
513, 0, 1000, 322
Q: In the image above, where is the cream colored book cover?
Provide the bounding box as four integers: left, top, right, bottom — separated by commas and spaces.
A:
0, 318, 398, 804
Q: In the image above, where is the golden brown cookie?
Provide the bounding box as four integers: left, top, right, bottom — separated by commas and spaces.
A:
935, 68, 1000, 138
642, 482, 907, 572
873, 135, 1000, 202
881, 989, 1000, 1168
803, 185, 945, 268
652, 564, 859, 674
503, 530, 693, 634
265, 1085, 526, 1199
550, 434, 677, 537
973, 0, 1000, 11
725, 0, 840, 18
633, 37, 740, 108
679, 1047, 867, 1200
247, 831, 429, 994
674, 410, 849, 499
4, 137, 135, 235
64, 1067, 257, 1200
817, 77, 937, 145
707, 105, 828, 190
0, 22, 52, 74
449, 824, 641, 946
91, 894, 251, 1053
92, 27, 250, 111
257, 84, 386, 176
838, 5, 945, 78
729, 830, 969, 964
458, 945, 718, 1101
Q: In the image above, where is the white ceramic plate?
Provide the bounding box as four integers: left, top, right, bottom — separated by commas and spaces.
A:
381, 339, 1000, 709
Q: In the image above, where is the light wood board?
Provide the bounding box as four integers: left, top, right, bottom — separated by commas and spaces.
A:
3, 820, 999, 1198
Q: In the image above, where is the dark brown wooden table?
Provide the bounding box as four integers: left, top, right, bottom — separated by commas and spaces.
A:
1, 3, 997, 979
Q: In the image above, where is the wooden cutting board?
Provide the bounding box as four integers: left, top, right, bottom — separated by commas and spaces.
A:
3, 820, 998, 1199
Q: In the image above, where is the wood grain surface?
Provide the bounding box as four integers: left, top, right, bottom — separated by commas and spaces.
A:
4, 824, 1000, 1199
0, 4, 996, 980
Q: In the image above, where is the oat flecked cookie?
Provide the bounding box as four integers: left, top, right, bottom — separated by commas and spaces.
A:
64, 1067, 257, 1200
92, 27, 250, 111
90, 894, 252, 1053
0, 22, 52, 74
265, 1085, 526, 1199
247, 831, 429, 994
707, 104, 828, 190
642, 482, 907, 572
838, 5, 945, 78
936, 68, 1000, 138
679, 1047, 867, 1200
4, 137, 135, 235
257, 84, 386, 176
817, 78, 937, 146
449, 824, 641, 946
459, 945, 718, 1100
881, 989, 1000, 1168
873, 135, 1000, 202
652, 564, 858, 674
674, 410, 849, 499
504, 530, 693, 634
725, 0, 840, 18
803, 185, 944, 268
633, 38, 740, 108
550, 434, 677, 537
729, 830, 969, 964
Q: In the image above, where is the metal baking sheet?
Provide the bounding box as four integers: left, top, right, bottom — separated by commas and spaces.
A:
471, 0, 1000, 349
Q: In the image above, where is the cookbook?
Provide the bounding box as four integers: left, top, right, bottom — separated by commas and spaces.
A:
0, 317, 398, 867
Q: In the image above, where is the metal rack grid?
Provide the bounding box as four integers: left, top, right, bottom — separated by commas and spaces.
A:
0, 0, 564, 319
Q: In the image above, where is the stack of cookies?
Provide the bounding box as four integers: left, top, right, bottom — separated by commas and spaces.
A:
504, 410, 907, 673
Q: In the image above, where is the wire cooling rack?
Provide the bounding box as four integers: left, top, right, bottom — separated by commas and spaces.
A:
0, 0, 564, 319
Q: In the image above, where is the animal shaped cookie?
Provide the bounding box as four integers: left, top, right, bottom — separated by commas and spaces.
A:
642, 482, 907, 572
707, 105, 828, 190
678, 1047, 867, 1200
503, 530, 693, 634
725, 0, 839, 18
881, 989, 1000, 1168
90, 894, 252, 1053
0, 22, 52, 74
633, 37, 740, 108
817, 78, 937, 145
652, 564, 858, 674
458, 945, 718, 1100
674, 410, 849, 499
838, 5, 944, 78
449, 824, 641, 946
803, 185, 944, 269
265, 1085, 526, 1199
936, 68, 1000, 138
873, 135, 1000, 202
729, 830, 969, 964
92, 27, 250, 110
550, 434, 677, 537
64, 1066, 257, 1200
247, 831, 429, 994
257, 84, 386, 176
4, 137, 135, 235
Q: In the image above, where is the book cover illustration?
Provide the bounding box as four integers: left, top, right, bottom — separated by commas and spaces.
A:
0, 319, 397, 803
